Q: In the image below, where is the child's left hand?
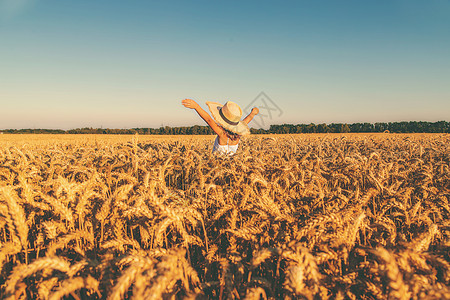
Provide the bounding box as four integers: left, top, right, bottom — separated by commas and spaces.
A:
182, 99, 199, 109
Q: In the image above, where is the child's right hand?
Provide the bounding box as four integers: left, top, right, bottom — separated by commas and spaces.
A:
182, 99, 199, 109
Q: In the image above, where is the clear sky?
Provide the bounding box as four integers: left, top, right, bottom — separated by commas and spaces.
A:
1, 0, 449, 129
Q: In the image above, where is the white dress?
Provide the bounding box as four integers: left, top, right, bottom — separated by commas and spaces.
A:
212, 136, 239, 155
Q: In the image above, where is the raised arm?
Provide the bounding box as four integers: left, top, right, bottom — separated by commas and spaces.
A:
182, 99, 223, 135
242, 107, 259, 124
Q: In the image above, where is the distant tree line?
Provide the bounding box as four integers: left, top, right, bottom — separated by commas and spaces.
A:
1, 121, 449, 135
257, 121, 450, 134
0, 129, 66, 134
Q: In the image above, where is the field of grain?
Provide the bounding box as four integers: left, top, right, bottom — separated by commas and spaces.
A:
0, 133, 449, 299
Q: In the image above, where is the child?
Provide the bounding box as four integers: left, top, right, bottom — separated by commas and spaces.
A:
182, 99, 259, 155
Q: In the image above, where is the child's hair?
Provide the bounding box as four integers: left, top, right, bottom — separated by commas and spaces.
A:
219, 125, 241, 141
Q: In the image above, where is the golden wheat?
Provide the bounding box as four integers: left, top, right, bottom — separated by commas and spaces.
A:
0, 133, 448, 299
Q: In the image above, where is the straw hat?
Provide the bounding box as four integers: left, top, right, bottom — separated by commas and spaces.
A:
206, 101, 250, 136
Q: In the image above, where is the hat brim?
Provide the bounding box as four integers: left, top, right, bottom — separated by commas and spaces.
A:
206, 101, 250, 136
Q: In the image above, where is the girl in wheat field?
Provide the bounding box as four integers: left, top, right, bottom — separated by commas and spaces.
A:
182, 99, 259, 155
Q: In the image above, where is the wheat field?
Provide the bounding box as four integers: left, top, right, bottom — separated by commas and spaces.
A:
0, 133, 449, 299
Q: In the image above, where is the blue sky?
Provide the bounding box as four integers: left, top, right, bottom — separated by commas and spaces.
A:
1, 0, 449, 129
